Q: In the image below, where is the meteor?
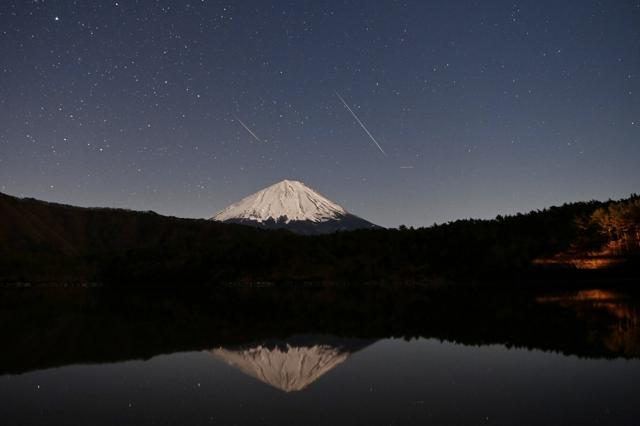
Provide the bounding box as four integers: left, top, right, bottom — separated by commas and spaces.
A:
233, 115, 263, 143
335, 91, 387, 156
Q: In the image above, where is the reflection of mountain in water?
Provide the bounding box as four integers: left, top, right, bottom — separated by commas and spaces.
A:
2, 289, 640, 377
211, 336, 374, 392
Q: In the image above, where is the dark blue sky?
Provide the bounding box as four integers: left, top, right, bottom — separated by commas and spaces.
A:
1, 0, 638, 227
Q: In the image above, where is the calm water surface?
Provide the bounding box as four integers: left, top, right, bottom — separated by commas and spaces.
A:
1, 287, 639, 425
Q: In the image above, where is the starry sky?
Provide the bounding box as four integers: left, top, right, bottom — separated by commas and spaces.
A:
1, 0, 638, 227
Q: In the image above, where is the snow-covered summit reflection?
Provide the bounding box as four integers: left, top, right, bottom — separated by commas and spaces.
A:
211, 336, 375, 392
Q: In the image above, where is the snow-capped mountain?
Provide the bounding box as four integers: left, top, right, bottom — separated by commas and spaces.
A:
210, 179, 380, 234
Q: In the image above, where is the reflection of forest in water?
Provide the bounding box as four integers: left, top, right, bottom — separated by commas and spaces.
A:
1, 287, 640, 376
538, 289, 640, 358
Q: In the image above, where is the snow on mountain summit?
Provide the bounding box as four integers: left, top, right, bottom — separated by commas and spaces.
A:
211, 180, 348, 223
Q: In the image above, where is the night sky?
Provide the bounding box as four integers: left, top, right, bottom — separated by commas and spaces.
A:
1, 1, 638, 228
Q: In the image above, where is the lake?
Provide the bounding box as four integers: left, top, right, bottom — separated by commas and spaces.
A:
1, 287, 639, 425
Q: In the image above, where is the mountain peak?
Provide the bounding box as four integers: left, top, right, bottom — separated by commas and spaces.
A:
211, 179, 348, 224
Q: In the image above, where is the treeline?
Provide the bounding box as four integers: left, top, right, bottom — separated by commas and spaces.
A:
576, 196, 640, 253
0, 191, 638, 286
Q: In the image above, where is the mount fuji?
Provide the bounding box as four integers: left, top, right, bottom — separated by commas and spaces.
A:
210, 179, 381, 234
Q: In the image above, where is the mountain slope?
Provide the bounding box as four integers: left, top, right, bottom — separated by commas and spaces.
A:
0, 191, 266, 283
210, 180, 381, 234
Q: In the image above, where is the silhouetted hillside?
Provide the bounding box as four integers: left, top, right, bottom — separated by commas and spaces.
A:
0, 192, 270, 283
0, 191, 637, 286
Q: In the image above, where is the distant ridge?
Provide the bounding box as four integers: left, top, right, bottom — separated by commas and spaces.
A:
210, 179, 381, 234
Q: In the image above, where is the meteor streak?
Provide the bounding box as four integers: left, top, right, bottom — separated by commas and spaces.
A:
335, 91, 387, 156
233, 115, 263, 143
